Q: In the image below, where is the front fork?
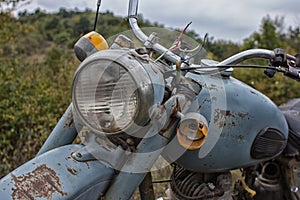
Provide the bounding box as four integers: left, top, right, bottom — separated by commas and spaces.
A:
104, 94, 189, 200
37, 103, 78, 156
32, 94, 186, 199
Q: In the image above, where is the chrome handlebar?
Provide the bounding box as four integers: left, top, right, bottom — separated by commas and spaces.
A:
128, 0, 181, 63
127, 0, 297, 76
217, 49, 276, 65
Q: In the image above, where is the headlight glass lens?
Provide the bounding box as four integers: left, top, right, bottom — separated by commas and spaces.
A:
74, 60, 139, 134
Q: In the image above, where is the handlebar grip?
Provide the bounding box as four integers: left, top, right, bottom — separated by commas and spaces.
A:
296, 53, 300, 68
284, 66, 300, 81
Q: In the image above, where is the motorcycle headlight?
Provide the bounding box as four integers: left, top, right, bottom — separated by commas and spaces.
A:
72, 49, 165, 135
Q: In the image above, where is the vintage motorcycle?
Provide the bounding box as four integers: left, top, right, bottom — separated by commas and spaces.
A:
1, 0, 300, 199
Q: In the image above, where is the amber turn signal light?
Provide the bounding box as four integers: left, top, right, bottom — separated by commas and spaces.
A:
74, 31, 108, 61
177, 112, 208, 150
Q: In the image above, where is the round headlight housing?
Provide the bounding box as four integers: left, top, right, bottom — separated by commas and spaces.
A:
72, 49, 164, 135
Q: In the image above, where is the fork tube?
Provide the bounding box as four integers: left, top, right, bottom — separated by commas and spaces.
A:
104, 121, 178, 200
36, 104, 78, 156
139, 172, 155, 200
104, 133, 169, 199
105, 95, 187, 199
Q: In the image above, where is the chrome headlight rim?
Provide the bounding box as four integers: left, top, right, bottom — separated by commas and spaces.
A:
72, 50, 161, 136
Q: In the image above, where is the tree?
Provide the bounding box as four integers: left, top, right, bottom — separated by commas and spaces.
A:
0, 0, 31, 13
242, 15, 281, 50
206, 37, 240, 60
285, 26, 300, 54
73, 15, 92, 36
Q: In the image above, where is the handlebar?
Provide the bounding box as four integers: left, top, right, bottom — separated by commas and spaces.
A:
217, 49, 276, 65
128, 0, 181, 63
188, 49, 299, 81
127, 0, 299, 81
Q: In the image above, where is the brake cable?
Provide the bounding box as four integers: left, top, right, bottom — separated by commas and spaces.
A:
155, 22, 192, 62
163, 64, 283, 75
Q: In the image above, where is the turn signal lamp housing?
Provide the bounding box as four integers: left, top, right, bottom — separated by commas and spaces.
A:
177, 112, 208, 150
74, 31, 109, 61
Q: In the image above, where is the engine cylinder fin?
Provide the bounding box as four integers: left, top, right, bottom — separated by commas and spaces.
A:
170, 166, 225, 199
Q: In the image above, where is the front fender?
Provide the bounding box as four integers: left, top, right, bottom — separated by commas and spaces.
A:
0, 145, 114, 200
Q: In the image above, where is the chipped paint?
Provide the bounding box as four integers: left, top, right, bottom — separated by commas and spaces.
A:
67, 167, 77, 175
208, 84, 218, 91
213, 109, 228, 128
11, 164, 67, 200
214, 109, 249, 129
64, 110, 74, 128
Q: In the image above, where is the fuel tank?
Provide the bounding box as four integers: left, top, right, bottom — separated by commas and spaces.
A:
163, 72, 288, 172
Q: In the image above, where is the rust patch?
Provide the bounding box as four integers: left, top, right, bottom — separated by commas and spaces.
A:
11, 164, 67, 200
67, 167, 77, 175
214, 109, 249, 129
202, 83, 219, 91
208, 84, 218, 91
64, 111, 74, 128
214, 109, 229, 128
159, 97, 182, 138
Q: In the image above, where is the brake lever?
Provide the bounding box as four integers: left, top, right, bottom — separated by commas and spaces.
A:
296, 53, 300, 68
283, 65, 300, 81
265, 48, 300, 81
265, 65, 300, 81
280, 51, 300, 81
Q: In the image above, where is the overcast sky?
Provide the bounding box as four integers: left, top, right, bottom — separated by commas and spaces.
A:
20, 0, 300, 42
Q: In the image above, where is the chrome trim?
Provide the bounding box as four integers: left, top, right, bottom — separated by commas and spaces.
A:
218, 49, 275, 65
128, 0, 180, 64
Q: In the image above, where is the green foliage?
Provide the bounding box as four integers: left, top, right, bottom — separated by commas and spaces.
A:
233, 67, 300, 105
0, 11, 79, 177
0, 0, 31, 13
206, 38, 240, 60
0, 52, 77, 176
73, 15, 92, 36
236, 15, 300, 105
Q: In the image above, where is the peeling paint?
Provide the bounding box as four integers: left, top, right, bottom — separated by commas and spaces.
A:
213, 109, 228, 128
208, 84, 218, 91
64, 110, 74, 128
214, 109, 249, 129
202, 83, 219, 91
11, 164, 67, 200
67, 167, 77, 175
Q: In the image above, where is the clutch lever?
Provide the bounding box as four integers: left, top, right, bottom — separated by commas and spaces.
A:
281, 64, 300, 81
265, 48, 300, 81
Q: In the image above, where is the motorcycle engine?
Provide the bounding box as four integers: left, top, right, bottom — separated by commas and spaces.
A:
169, 166, 232, 200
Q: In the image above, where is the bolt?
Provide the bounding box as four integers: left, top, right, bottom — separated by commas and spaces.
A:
207, 182, 215, 190
125, 150, 132, 156
126, 138, 134, 146
76, 152, 82, 158
291, 186, 299, 193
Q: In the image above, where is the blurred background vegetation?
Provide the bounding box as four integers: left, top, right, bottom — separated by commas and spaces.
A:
0, 0, 300, 179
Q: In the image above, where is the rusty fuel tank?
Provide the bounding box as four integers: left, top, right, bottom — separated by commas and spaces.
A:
163, 72, 288, 172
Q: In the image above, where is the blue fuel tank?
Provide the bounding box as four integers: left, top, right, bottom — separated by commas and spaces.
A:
163, 72, 288, 172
